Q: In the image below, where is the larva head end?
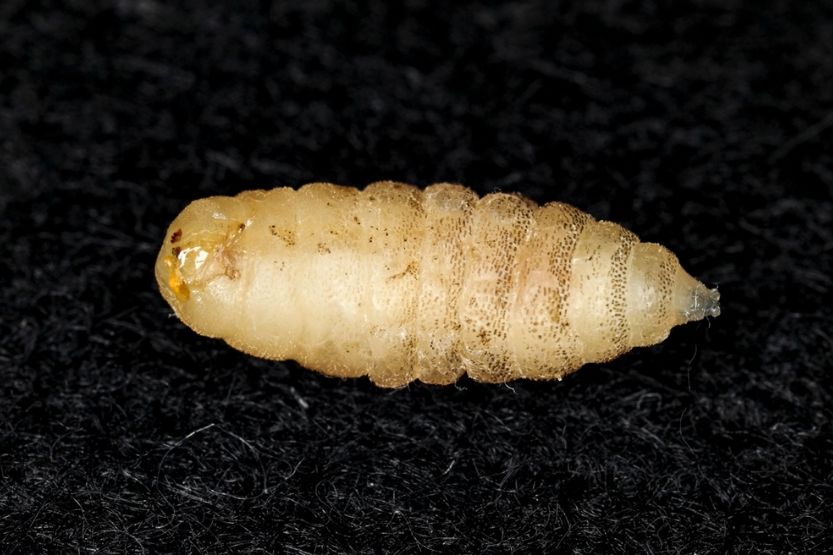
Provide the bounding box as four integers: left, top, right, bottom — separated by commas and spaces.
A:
679, 279, 721, 323
703, 287, 721, 318
627, 244, 720, 346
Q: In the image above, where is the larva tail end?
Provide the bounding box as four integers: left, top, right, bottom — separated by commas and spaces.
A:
155, 196, 253, 338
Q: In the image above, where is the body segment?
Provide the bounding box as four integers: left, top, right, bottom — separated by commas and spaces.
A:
156, 182, 719, 387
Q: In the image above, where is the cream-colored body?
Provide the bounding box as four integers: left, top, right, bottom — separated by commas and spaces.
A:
155, 182, 719, 387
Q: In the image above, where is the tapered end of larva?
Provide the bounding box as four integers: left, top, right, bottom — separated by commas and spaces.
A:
626, 243, 718, 348
673, 269, 720, 323
677, 278, 721, 323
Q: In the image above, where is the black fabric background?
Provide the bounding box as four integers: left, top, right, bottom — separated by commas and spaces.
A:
2, 1, 832, 553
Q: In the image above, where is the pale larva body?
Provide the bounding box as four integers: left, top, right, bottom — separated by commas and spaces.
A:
155, 182, 719, 387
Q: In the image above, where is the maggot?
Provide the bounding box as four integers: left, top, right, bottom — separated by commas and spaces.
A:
155, 181, 719, 387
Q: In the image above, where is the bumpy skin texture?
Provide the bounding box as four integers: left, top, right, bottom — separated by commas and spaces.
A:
155, 182, 720, 387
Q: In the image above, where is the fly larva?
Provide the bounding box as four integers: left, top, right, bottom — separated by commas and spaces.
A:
155, 182, 720, 387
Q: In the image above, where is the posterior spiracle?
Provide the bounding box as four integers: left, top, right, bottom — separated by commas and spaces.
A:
155, 182, 720, 387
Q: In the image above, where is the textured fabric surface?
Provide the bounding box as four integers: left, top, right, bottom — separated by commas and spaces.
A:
1, 1, 831, 553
